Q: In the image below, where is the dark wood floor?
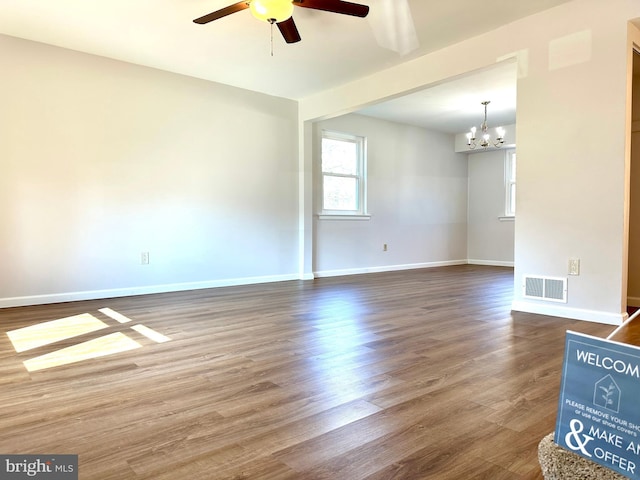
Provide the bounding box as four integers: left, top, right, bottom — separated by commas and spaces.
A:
0, 265, 616, 479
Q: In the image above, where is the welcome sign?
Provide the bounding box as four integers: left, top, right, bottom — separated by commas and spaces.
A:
555, 331, 640, 478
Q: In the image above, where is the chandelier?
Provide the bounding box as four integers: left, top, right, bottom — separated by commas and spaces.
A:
466, 101, 505, 149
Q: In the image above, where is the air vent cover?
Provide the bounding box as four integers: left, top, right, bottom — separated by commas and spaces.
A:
523, 275, 567, 303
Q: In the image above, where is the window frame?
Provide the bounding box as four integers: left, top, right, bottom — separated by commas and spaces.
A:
504, 150, 516, 218
319, 130, 369, 219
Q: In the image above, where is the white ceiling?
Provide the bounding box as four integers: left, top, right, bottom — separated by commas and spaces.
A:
0, 0, 570, 133
358, 61, 518, 134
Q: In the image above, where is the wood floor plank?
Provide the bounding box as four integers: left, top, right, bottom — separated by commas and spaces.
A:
0, 265, 618, 478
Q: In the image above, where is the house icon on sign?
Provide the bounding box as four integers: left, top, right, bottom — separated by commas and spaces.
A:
593, 374, 621, 413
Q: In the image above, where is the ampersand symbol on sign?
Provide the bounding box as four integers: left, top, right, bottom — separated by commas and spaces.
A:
565, 418, 593, 457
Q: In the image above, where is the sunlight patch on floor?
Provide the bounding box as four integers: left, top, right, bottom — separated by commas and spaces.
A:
7, 308, 171, 372
7, 314, 109, 353
23, 332, 142, 372
131, 324, 170, 343
99, 307, 133, 324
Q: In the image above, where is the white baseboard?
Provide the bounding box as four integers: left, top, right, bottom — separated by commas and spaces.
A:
511, 300, 625, 326
314, 260, 468, 278
0, 274, 301, 309
468, 259, 514, 267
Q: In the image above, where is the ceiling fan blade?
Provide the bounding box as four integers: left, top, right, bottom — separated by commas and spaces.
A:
277, 17, 302, 43
367, 0, 419, 55
294, 0, 369, 18
193, 1, 249, 24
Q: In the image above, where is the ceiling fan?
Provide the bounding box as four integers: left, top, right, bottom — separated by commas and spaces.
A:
193, 0, 370, 44
367, 0, 418, 56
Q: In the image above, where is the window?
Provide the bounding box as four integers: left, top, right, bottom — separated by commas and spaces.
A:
320, 130, 367, 217
505, 150, 516, 217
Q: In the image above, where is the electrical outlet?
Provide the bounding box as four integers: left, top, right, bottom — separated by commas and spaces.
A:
141, 252, 150, 265
383, 243, 388, 252
568, 258, 580, 276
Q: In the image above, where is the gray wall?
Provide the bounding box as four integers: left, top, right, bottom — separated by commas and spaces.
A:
467, 149, 515, 266
0, 34, 299, 306
313, 114, 469, 276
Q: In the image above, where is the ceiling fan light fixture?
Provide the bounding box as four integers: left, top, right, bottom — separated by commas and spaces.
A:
250, 0, 294, 23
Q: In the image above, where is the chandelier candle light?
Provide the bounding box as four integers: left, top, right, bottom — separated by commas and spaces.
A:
467, 101, 505, 149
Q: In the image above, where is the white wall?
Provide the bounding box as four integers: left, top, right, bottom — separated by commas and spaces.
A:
0, 34, 299, 307
467, 149, 515, 266
299, 0, 640, 324
313, 114, 468, 276
512, 6, 631, 324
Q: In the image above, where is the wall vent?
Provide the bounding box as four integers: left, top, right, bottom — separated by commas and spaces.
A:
523, 275, 567, 303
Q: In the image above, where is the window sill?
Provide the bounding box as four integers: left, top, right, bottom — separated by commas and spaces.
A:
318, 214, 371, 221
499, 216, 515, 222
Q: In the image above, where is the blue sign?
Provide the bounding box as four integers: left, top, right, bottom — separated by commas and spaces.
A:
555, 331, 640, 478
